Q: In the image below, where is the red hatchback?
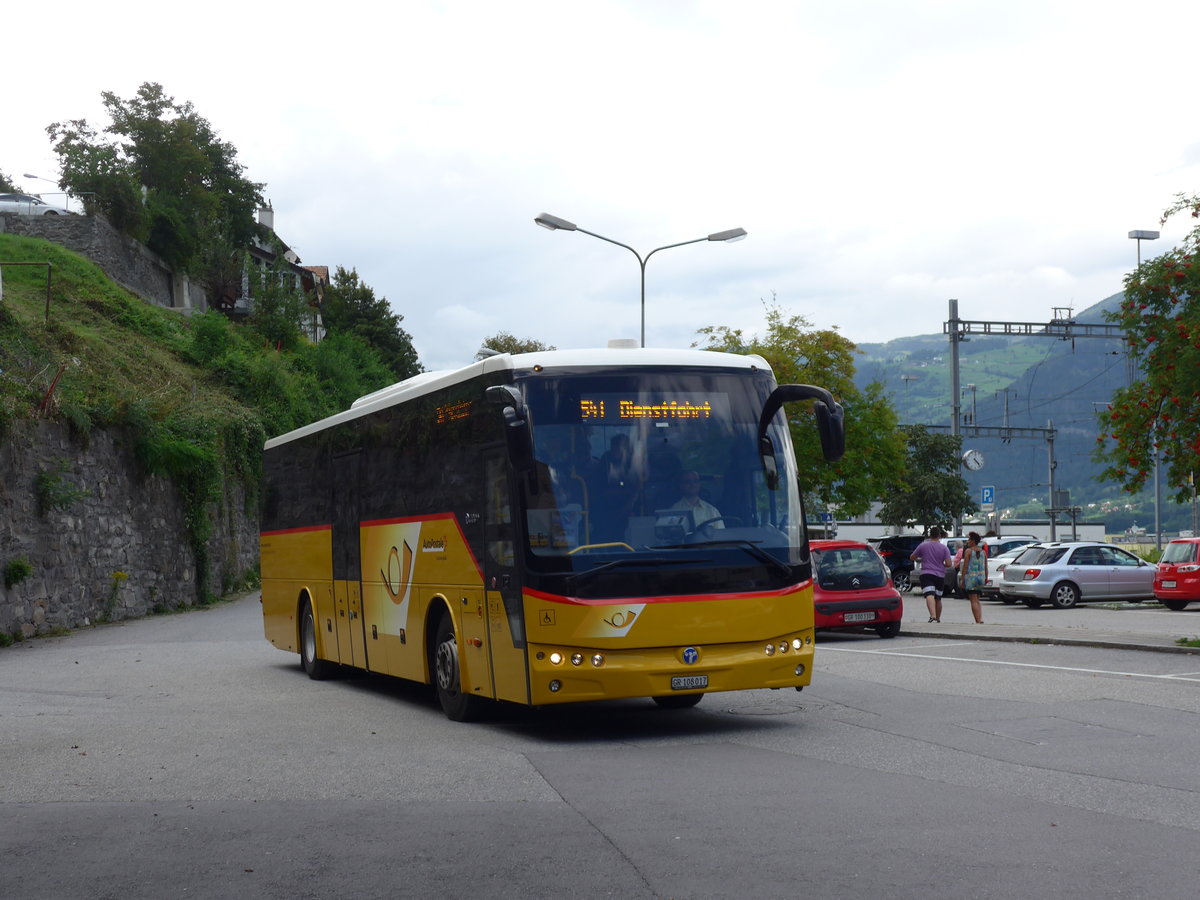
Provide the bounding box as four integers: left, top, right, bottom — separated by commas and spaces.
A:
811, 539, 904, 638
1154, 538, 1200, 610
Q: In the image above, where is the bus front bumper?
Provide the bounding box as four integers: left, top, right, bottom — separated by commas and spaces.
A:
526, 632, 815, 705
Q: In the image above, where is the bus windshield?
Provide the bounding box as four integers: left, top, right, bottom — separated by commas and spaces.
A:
517, 367, 806, 597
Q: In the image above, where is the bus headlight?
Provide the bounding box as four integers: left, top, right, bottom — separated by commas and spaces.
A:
549, 680, 562, 692
792, 638, 803, 651
549, 652, 563, 666
570, 653, 584, 666
764, 643, 776, 656
795, 663, 806, 676
591, 654, 605, 667
778, 641, 789, 654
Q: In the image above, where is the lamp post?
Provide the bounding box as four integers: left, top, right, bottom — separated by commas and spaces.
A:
23, 173, 70, 213
534, 213, 746, 347
1128, 229, 1160, 268
1129, 228, 1163, 548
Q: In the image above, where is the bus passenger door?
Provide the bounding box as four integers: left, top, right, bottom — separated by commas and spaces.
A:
484, 452, 530, 704
332, 450, 367, 669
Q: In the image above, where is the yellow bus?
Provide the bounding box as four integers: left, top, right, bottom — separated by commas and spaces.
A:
260, 346, 844, 720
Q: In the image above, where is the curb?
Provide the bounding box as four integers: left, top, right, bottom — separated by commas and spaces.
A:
900, 627, 1200, 655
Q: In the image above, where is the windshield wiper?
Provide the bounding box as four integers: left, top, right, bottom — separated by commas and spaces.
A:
656, 539, 795, 579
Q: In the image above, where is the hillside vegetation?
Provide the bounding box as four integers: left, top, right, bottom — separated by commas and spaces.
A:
0, 232, 397, 596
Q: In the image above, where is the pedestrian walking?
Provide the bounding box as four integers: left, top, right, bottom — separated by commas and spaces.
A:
960, 531, 987, 624
910, 527, 952, 622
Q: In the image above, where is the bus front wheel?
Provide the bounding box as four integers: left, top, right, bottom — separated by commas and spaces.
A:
652, 693, 703, 709
434, 612, 486, 722
299, 597, 336, 680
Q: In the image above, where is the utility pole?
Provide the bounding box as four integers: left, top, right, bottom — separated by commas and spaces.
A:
943, 302, 1125, 539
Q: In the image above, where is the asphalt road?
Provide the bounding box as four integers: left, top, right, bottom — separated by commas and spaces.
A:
3, 593, 1200, 899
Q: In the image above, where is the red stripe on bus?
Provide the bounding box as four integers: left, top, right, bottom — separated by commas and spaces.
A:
524, 581, 807, 607
260, 524, 332, 537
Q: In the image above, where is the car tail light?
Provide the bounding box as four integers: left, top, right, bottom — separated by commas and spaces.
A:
1180, 564, 1200, 573
1023, 569, 1041, 580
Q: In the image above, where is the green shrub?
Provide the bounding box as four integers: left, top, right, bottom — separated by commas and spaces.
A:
4, 556, 34, 589
34, 460, 90, 515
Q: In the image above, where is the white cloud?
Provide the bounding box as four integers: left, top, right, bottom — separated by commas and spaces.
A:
7, 0, 1200, 374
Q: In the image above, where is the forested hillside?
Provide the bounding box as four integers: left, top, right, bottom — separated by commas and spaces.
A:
854, 294, 1181, 532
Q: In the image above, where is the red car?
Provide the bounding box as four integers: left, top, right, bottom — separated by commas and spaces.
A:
811, 539, 904, 638
1154, 537, 1200, 610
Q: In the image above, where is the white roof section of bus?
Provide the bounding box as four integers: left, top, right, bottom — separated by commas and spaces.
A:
264, 346, 772, 449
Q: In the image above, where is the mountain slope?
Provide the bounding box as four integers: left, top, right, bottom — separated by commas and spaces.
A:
853, 294, 1176, 530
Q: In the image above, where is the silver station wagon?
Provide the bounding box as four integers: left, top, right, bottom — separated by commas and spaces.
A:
999, 541, 1155, 608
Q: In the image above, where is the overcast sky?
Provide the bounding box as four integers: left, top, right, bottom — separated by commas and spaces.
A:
9, 0, 1200, 372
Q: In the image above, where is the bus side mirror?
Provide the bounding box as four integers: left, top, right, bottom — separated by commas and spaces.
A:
486, 385, 534, 473
758, 384, 846, 486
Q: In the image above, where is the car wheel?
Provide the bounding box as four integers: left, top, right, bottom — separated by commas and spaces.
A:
1024, 598, 1044, 609
1161, 598, 1191, 611
875, 621, 901, 639
893, 570, 912, 593
1049, 582, 1080, 609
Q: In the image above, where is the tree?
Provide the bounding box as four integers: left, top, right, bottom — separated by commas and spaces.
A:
246, 254, 312, 353
0, 170, 16, 192
695, 299, 906, 517
1096, 193, 1200, 503
479, 331, 556, 354
47, 82, 264, 279
321, 267, 421, 380
877, 425, 976, 532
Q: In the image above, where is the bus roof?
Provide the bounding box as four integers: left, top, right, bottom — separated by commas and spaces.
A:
264, 346, 772, 449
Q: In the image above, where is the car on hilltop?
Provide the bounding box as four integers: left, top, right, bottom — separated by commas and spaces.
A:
0, 193, 71, 215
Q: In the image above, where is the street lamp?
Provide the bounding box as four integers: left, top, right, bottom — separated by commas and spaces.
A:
1128, 229, 1164, 547
23, 173, 70, 213
534, 213, 746, 347
1128, 229, 1160, 268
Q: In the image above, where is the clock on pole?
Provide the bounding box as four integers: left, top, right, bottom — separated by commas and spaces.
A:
962, 448, 985, 471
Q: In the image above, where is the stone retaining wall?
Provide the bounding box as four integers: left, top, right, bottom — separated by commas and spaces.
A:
0, 213, 208, 312
0, 421, 258, 638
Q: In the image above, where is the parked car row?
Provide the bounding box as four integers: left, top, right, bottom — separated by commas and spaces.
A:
810, 536, 1200, 640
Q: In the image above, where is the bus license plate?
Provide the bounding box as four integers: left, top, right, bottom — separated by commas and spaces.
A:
671, 675, 708, 691
844, 611, 876, 623
1163, 580, 1176, 589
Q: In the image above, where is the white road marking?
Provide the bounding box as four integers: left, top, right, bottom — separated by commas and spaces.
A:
820, 645, 1200, 683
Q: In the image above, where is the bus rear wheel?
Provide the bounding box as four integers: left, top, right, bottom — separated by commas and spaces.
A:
300, 597, 336, 680
434, 612, 486, 722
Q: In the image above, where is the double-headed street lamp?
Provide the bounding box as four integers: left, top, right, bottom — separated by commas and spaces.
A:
534, 213, 746, 347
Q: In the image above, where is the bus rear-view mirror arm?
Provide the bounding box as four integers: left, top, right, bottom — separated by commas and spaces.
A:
486, 384, 536, 477
758, 384, 845, 489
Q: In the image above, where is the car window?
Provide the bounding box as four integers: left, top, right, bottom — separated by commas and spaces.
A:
1100, 546, 1141, 567
1160, 542, 1198, 564
1020, 547, 1066, 565
1070, 547, 1104, 566
813, 548, 888, 590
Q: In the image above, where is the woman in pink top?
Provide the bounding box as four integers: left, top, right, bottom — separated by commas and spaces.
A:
910, 527, 952, 622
